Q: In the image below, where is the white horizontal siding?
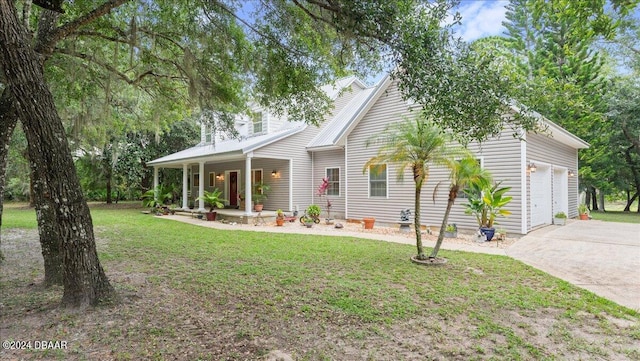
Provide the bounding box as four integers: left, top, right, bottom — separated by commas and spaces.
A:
253, 85, 362, 213
527, 132, 580, 221
346, 82, 526, 234
312, 150, 346, 218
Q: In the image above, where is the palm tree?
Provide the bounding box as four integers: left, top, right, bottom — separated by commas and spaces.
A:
364, 116, 463, 260
431, 157, 490, 258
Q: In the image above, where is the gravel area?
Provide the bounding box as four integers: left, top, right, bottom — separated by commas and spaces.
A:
163, 214, 516, 254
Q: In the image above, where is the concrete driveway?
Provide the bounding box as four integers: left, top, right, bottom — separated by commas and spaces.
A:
507, 219, 640, 311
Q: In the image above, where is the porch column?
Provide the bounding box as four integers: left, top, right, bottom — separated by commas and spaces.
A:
244, 154, 253, 216
197, 161, 206, 212
153, 166, 159, 199
182, 163, 189, 210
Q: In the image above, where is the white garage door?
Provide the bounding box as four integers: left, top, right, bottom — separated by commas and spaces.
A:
530, 165, 552, 227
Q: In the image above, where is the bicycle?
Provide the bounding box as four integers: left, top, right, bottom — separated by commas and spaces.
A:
299, 210, 320, 224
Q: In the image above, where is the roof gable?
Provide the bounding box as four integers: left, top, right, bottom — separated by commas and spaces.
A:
310, 74, 588, 151
307, 75, 392, 151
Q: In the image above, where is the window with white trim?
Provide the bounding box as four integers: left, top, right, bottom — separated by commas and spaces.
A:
369, 164, 387, 197
326, 168, 340, 196
252, 112, 263, 134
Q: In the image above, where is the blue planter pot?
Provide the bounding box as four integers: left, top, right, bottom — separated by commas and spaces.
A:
480, 227, 495, 241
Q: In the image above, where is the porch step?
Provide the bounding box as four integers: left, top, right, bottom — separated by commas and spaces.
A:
173, 209, 276, 225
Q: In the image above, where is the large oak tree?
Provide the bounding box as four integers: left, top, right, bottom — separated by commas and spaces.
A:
1, 0, 541, 307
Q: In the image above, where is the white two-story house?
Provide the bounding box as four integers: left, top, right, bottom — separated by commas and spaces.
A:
148, 75, 588, 235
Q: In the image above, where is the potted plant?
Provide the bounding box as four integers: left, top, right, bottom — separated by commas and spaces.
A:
464, 180, 512, 241
554, 211, 567, 225
252, 182, 271, 212
306, 204, 321, 221
362, 217, 375, 229
316, 177, 334, 224
444, 224, 457, 238
578, 204, 589, 220
275, 209, 285, 226
301, 215, 315, 228
196, 188, 226, 221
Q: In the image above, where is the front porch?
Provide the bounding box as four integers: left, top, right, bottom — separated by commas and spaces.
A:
151, 154, 294, 215
174, 208, 281, 225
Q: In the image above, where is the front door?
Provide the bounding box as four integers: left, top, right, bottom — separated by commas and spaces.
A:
229, 171, 238, 207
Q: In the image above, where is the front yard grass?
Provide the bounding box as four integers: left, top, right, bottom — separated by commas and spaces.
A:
589, 210, 640, 224
1, 205, 639, 360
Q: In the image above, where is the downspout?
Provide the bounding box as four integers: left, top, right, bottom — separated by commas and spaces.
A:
344, 139, 348, 219
289, 158, 294, 212
520, 132, 528, 234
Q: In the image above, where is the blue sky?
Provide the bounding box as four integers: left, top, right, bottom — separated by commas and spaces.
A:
453, 1, 509, 41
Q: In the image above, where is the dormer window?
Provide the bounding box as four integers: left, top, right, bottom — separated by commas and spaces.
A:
252, 112, 263, 134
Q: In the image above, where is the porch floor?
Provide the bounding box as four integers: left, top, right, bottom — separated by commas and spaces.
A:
174, 208, 280, 224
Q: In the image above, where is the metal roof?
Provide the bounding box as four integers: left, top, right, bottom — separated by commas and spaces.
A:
306, 86, 378, 150
147, 124, 306, 167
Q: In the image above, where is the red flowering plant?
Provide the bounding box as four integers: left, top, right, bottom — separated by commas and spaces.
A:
316, 177, 333, 220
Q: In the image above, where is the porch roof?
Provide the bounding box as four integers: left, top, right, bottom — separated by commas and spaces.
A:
147, 124, 306, 168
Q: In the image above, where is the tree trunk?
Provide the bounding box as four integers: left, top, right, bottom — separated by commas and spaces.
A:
0, 87, 18, 263
2, 87, 64, 284
30, 161, 64, 285
0, 2, 115, 307
585, 189, 592, 210
590, 187, 598, 211
414, 181, 425, 259
623, 146, 640, 213
430, 189, 456, 259
598, 190, 605, 212
624, 192, 638, 212
106, 168, 113, 204
413, 163, 425, 260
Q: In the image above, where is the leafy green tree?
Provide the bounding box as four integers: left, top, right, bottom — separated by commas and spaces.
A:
365, 117, 463, 261
0, 0, 539, 305
606, 76, 640, 211
502, 0, 639, 211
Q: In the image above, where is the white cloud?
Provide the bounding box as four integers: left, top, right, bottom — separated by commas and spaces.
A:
455, 1, 508, 41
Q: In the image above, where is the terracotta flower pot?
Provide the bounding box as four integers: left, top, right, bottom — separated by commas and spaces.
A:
205, 212, 217, 221
579, 213, 589, 220
363, 217, 375, 229
276, 218, 284, 226
254, 204, 264, 212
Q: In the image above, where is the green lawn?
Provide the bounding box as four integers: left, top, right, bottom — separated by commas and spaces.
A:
1, 205, 639, 360
590, 210, 640, 224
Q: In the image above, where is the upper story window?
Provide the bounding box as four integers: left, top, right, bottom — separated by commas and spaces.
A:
252, 112, 263, 134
